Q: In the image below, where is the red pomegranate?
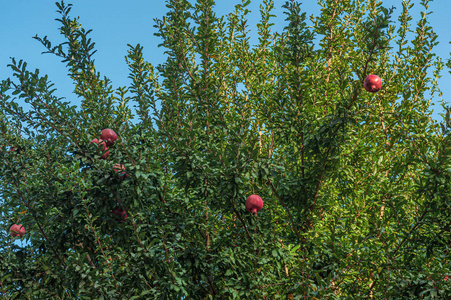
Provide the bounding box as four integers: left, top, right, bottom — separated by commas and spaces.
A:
245, 194, 264, 214
90, 138, 109, 160
364, 74, 382, 93
100, 129, 117, 147
111, 207, 127, 222
10, 224, 25, 238
1, 144, 16, 152
113, 164, 129, 179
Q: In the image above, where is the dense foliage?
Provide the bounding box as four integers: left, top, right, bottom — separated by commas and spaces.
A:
1, 0, 451, 298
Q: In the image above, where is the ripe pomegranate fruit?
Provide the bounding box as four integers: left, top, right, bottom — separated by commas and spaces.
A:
111, 207, 127, 222
245, 194, 264, 214
1, 144, 16, 152
10, 224, 25, 238
90, 138, 109, 160
364, 74, 382, 93
113, 164, 129, 179
90, 138, 100, 145
100, 129, 117, 147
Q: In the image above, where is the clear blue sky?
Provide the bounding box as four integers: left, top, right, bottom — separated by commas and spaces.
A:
1, 0, 451, 120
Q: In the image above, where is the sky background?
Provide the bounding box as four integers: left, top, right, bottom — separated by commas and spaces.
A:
1, 0, 451, 121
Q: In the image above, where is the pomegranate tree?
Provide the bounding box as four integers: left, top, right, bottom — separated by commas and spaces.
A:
245, 194, 264, 214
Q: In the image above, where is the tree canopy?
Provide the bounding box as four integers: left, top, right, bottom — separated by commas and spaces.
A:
1, 0, 451, 299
